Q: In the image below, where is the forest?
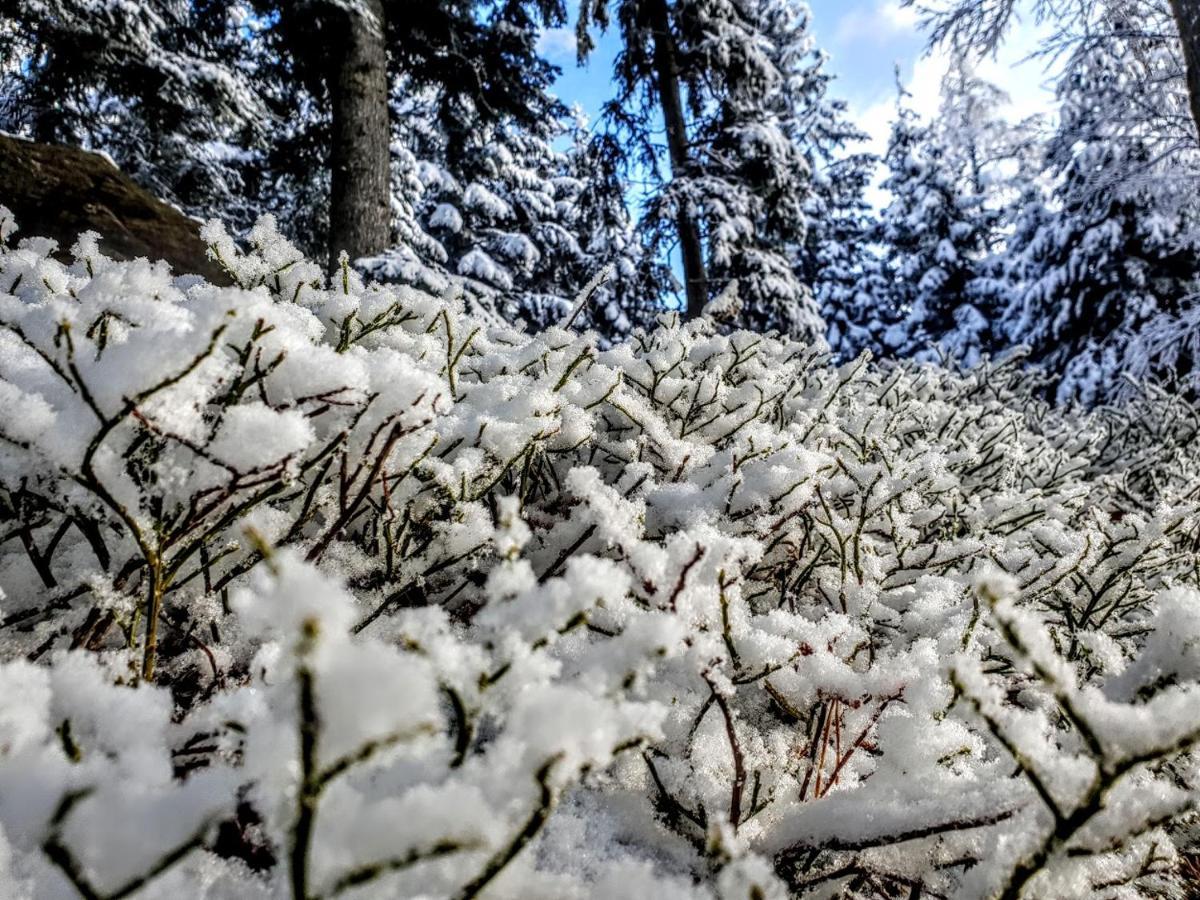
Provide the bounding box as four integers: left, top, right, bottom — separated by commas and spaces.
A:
1, 0, 1200, 898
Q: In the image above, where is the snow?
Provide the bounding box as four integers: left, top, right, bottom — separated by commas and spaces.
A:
1, 198, 1199, 898
208, 403, 315, 471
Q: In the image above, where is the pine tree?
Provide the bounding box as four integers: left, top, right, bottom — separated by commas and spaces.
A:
563, 119, 666, 338
798, 58, 878, 357
681, 0, 824, 339
933, 69, 1038, 365
250, 0, 569, 269
1003, 37, 1200, 404
580, 0, 845, 337
811, 175, 878, 359
1, 0, 570, 278
360, 81, 602, 332
822, 242, 893, 360
327, 0, 390, 270
840, 101, 929, 358
579, 0, 709, 317
438, 119, 584, 328
854, 71, 1028, 366
355, 80, 453, 295
916, 0, 1200, 149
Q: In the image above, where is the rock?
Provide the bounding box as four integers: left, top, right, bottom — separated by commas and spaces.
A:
0, 134, 230, 283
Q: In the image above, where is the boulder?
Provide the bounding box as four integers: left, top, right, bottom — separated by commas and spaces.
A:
0, 134, 230, 283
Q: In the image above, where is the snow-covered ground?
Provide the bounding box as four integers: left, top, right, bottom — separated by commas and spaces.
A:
0, 212, 1199, 897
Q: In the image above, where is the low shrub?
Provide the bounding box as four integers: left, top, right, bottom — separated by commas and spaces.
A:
1, 209, 1199, 898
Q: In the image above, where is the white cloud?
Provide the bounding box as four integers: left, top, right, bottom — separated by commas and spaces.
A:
537, 27, 577, 64
835, 1, 921, 46
858, 20, 1055, 147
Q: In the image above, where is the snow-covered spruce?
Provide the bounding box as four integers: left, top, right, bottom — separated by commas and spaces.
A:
0, 213, 1199, 898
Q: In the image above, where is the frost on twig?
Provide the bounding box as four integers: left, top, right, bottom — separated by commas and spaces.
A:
562, 263, 614, 330
0, 215, 1198, 897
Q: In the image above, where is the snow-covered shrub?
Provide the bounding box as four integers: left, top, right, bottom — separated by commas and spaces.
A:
0, 210, 1199, 898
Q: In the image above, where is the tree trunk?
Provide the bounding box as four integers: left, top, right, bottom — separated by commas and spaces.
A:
1169, 0, 1200, 144
646, 0, 708, 319
328, 0, 391, 272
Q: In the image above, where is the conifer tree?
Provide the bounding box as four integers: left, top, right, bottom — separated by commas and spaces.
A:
564, 120, 666, 337
683, 0, 824, 338
800, 68, 877, 356
1003, 37, 1200, 404
438, 120, 585, 328
854, 71, 1028, 365
251, 0, 568, 269
362, 82, 596, 331
580, 0, 850, 337
579, 0, 709, 317
353, 80, 454, 294
912, 0, 1200, 148
842, 99, 930, 358
811, 181, 878, 359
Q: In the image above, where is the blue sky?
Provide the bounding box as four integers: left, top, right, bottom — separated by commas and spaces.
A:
541, 0, 1057, 160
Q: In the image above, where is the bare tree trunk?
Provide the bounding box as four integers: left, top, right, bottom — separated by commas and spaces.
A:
646, 0, 708, 319
328, 0, 391, 272
1169, 0, 1200, 144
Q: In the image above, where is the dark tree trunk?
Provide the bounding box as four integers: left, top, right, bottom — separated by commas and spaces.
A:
1169, 0, 1200, 144
646, 0, 708, 319
328, 0, 391, 272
